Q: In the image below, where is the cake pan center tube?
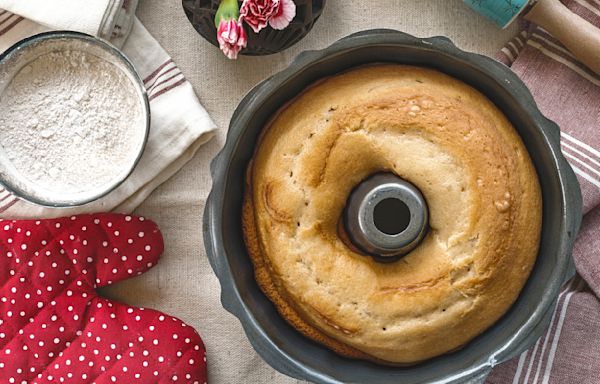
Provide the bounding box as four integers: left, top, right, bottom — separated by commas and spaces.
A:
343, 173, 429, 262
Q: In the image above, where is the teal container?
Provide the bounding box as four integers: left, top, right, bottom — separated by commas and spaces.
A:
463, 0, 529, 27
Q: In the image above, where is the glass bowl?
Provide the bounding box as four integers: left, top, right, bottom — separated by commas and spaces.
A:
0, 31, 150, 207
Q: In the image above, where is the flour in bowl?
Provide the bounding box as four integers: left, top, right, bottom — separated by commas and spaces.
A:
0, 48, 145, 200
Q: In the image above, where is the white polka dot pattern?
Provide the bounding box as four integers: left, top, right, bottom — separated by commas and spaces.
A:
0, 214, 207, 383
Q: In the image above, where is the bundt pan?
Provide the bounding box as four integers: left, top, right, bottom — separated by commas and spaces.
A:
203, 30, 582, 383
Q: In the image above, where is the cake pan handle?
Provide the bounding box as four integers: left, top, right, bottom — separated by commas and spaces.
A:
290, 30, 407, 67
561, 159, 582, 286
551, 121, 583, 285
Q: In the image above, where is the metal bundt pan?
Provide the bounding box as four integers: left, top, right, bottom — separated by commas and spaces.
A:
203, 30, 582, 383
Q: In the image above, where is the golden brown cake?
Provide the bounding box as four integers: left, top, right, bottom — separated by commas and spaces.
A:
242, 65, 542, 364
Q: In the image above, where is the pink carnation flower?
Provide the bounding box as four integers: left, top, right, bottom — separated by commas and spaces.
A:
269, 0, 296, 30
216, 19, 248, 60
240, 0, 282, 33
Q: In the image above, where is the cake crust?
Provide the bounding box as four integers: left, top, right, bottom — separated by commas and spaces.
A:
242, 65, 542, 364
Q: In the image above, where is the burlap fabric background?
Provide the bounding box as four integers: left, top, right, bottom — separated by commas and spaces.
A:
105, 1, 518, 382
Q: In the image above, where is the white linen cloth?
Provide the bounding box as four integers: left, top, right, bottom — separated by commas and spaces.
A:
0, 0, 216, 218
0, 0, 137, 47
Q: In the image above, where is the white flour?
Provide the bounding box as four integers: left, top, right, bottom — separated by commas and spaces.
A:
0, 49, 144, 200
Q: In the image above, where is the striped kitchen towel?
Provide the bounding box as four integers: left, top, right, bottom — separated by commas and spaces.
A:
0, 0, 216, 218
0, 0, 136, 48
488, 1, 600, 383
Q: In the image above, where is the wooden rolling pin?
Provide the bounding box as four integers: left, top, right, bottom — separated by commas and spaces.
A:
464, 0, 600, 75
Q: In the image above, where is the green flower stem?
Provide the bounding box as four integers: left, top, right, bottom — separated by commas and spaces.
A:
215, 0, 240, 25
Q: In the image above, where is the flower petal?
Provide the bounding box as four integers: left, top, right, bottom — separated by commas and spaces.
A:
240, 0, 281, 33
217, 19, 246, 59
269, 0, 295, 30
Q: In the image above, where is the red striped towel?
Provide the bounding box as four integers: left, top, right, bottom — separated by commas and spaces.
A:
488, 1, 600, 383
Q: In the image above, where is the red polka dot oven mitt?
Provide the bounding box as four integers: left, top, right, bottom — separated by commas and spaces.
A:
0, 214, 207, 383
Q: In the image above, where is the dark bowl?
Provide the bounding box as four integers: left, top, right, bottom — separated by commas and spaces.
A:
182, 0, 326, 56
203, 30, 582, 383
